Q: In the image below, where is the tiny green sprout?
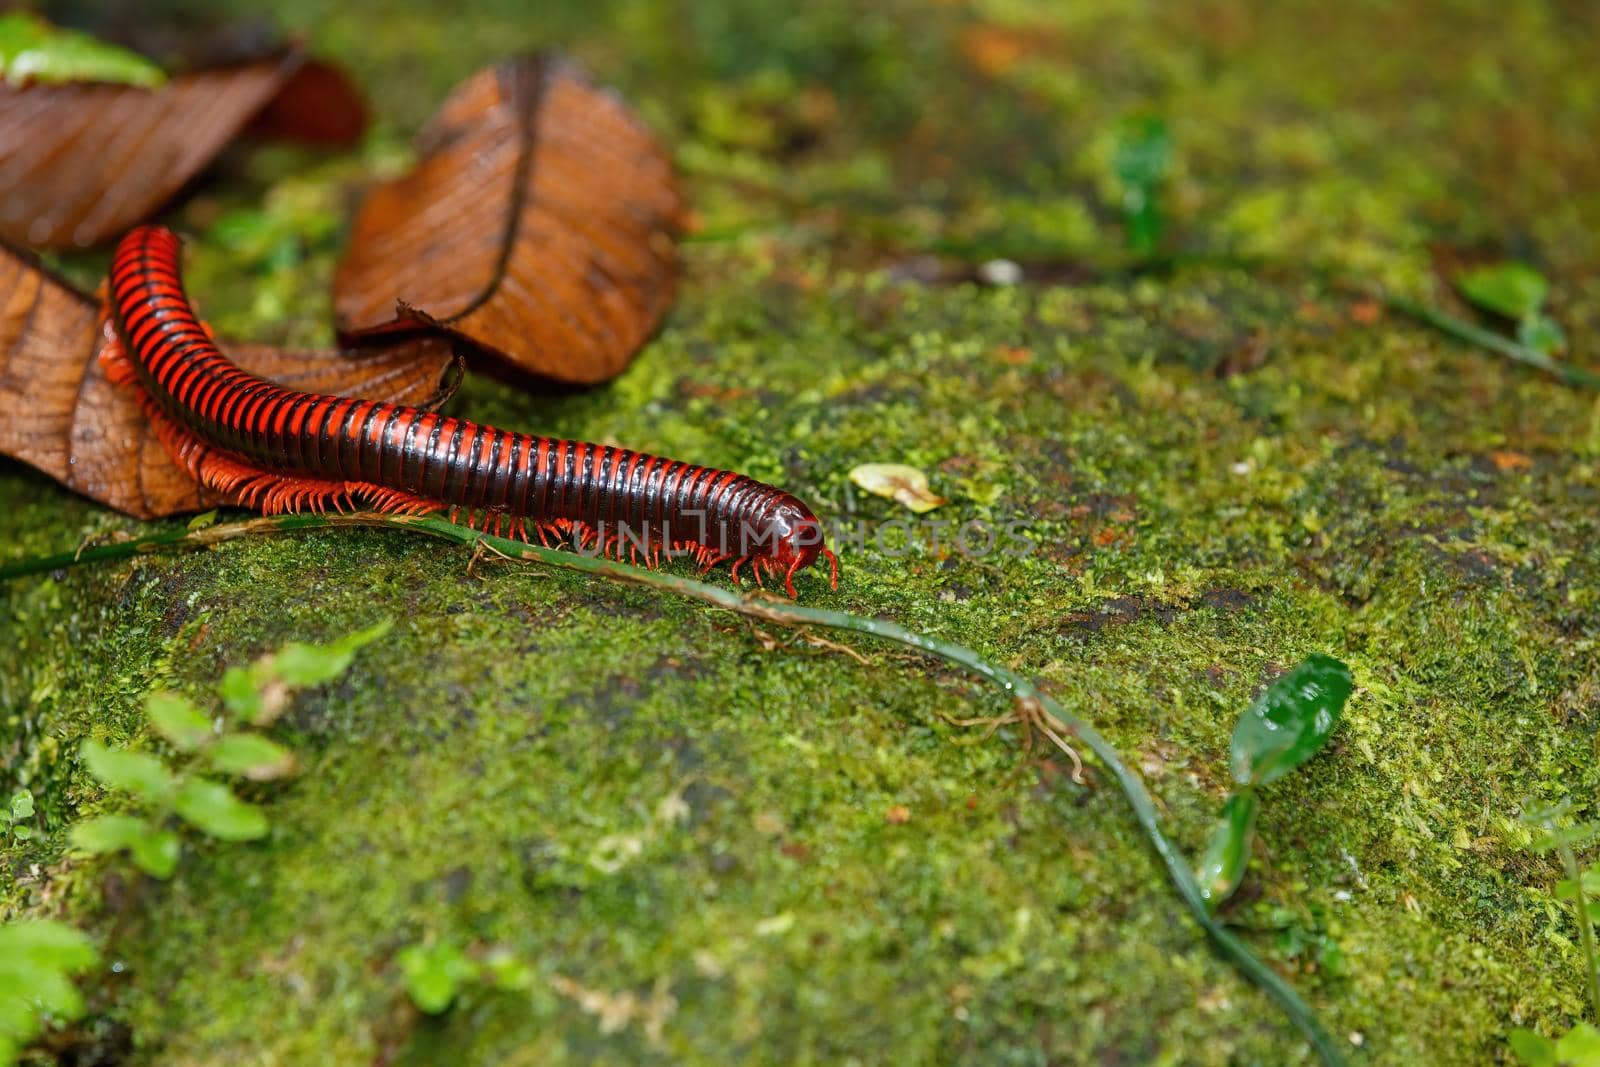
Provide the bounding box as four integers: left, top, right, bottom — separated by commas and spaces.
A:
1511, 799, 1600, 1059
71, 624, 389, 879
398, 941, 480, 1015
397, 939, 534, 1014
1456, 261, 1567, 359
1556, 862, 1600, 925
1196, 654, 1352, 908
1112, 114, 1172, 257
4, 791, 33, 841
0, 919, 98, 1066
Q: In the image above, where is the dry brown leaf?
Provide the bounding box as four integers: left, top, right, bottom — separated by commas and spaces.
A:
0, 47, 365, 249
242, 57, 367, 145
333, 54, 684, 385
0, 241, 456, 518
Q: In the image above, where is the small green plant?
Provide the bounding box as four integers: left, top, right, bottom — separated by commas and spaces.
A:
1508, 801, 1600, 1066
398, 938, 534, 1014
1262, 903, 1345, 978
3, 791, 33, 841
70, 622, 390, 878
1194, 653, 1353, 908
1456, 261, 1566, 358
1112, 114, 1172, 258
0, 920, 97, 1066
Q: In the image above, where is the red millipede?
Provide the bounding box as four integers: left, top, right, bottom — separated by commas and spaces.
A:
99, 225, 837, 596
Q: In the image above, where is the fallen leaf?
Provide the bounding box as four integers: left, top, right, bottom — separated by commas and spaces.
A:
333, 54, 684, 385
242, 58, 367, 145
885, 805, 911, 824
848, 463, 947, 513
0, 242, 457, 518
0, 45, 366, 248
1490, 450, 1533, 472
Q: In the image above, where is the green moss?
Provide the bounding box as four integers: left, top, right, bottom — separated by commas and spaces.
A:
5, 0, 1600, 1062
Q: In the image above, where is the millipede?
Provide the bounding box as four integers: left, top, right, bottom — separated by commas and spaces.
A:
99, 225, 837, 596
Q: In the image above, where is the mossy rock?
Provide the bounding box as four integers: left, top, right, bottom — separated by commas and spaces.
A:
4, 0, 1599, 1062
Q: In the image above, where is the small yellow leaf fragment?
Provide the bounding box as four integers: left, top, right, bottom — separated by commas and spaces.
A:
848, 463, 946, 514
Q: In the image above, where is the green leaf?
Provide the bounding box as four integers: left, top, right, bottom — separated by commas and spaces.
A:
398, 941, 479, 1014
144, 691, 213, 751
0, 13, 165, 88
1457, 262, 1549, 321
0, 920, 97, 1057
208, 734, 296, 781
1518, 312, 1566, 356
8, 791, 33, 822
70, 813, 150, 854
10, 824, 31, 841
0, 919, 96, 973
1557, 1023, 1600, 1067
0, 966, 83, 1023
186, 509, 219, 531
1555, 865, 1600, 900
1531, 822, 1600, 853
1195, 791, 1259, 908
271, 621, 393, 688
1522, 797, 1575, 829
129, 828, 181, 879
218, 666, 264, 722
173, 779, 268, 841
69, 814, 181, 879
1229, 654, 1353, 788
79, 741, 176, 805
1509, 1028, 1558, 1067
0, 921, 98, 1029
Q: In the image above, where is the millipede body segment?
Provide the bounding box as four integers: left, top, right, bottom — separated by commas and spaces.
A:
100, 226, 836, 595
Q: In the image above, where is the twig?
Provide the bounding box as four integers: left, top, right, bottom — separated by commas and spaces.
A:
0, 511, 1344, 1064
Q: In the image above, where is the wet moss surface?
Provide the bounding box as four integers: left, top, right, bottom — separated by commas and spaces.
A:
5, 0, 1600, 1062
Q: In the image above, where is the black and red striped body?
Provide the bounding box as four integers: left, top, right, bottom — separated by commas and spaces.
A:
102, 226, 835, 594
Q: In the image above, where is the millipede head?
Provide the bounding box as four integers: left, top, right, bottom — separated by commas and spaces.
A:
760, 495, 835, 597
